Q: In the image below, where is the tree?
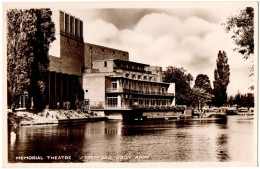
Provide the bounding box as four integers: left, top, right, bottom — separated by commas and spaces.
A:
225, 7, 254, 59
163, 66, 193, 105
192, 74, 213, 111
233, 92, 254, 108
194, 74, 212, 93
7, 9, 55, 111
213, 51, 230, 107
224, 7, 254, 89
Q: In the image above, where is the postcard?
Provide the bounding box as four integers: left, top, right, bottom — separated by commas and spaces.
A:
2, 1, 258, 168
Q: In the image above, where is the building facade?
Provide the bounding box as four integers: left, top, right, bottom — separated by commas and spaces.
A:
13, 11, 176, 115
83, 59, 175, 117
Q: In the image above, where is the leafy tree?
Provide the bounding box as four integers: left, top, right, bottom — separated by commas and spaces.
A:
163, 66, 193, 105
224, 7, 254, 89
213, 51, 230, 107
194, 74, 212, 93
7, 9, 55, 111
193, 74, 213, 110
225, 7, 254, 59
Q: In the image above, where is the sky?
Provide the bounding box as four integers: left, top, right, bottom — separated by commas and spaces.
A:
3, 2, 257, 96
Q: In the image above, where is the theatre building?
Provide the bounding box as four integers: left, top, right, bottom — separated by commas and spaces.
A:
12, 11, 176, 115
83, 58, 175, 117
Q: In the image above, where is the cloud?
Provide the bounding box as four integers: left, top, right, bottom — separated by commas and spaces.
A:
84, 10, 253, 95
85, 19, 120, 45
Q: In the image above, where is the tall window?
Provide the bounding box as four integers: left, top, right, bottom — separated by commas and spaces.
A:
104, 61, 107, 67
162, 87, 165, 94
139, 99, 143, 105
162, 100, 166, 105
112, 80, 117, 89
107, 96, 118, 107
16, 94, 28, 108
151, 100, 155, 106
156, 100, 161, 106
65, 14, 69, 34
145, 99, 150, 105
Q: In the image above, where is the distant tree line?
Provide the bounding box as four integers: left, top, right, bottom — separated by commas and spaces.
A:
227, 92, 254, 108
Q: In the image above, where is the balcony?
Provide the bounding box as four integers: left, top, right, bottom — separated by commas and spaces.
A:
106, 87, 174, 96
114, 67, 152, 74
89, 103, 184, 111
89, 102, 131, 110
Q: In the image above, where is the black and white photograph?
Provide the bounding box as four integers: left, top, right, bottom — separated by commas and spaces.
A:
2, 1, 258, 167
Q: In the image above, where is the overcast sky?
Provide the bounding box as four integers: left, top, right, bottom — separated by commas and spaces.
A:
4, 2, 257, 96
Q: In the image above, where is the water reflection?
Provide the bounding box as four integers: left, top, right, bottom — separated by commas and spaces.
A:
8, 116, 254, 163
216, 134, 230, 161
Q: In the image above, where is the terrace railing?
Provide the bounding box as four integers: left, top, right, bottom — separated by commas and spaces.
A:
106, 87, 174, 96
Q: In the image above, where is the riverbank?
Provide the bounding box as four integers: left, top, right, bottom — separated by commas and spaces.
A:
8, 109, 106, 126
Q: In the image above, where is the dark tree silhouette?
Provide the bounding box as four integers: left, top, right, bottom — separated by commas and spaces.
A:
163, 66, 193, 105
7, 9, 55, 111
193, 74, 213, 110
213, 51, 230, 107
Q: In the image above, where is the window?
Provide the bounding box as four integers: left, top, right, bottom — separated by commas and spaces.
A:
139, 99, 143, 105
16, 94, 28, 108
65, 14, 69, 33
81, 67, 85, 75
75, 19, 79, 38
156, 100, 161, 106
125, 73, 129, 78
107, 96, 118, 107
162, 87, 165, 94
145, 99, 150, 105
80, 21, 83, 39
138, 75, 141, 80
70, 17, 74, 35
104, 61, 107, 67
112, 80, 117, 89
132, 74, 136, 79
162, 100, 166, 105
151, 100, 155, 106
144, 76, 147, 80
145, 86, 150, 94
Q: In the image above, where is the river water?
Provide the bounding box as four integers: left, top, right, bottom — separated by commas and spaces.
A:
8, 116, 255, 163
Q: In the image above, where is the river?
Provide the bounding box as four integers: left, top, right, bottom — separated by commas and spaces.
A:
8, 116, 255, 163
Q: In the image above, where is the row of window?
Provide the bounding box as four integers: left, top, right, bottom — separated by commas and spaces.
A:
125, 73, 155, 81
89, 46, 128, 60
107, 97, 118, 107
119, 63, 145, 71
133, 98, 171, 106
16, 95, 28, 108
106, 96, 172, 107
120, 80, 166, 92
61, 12, 83, 39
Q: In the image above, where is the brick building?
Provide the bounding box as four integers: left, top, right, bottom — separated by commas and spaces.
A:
14, 11, 175, 113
